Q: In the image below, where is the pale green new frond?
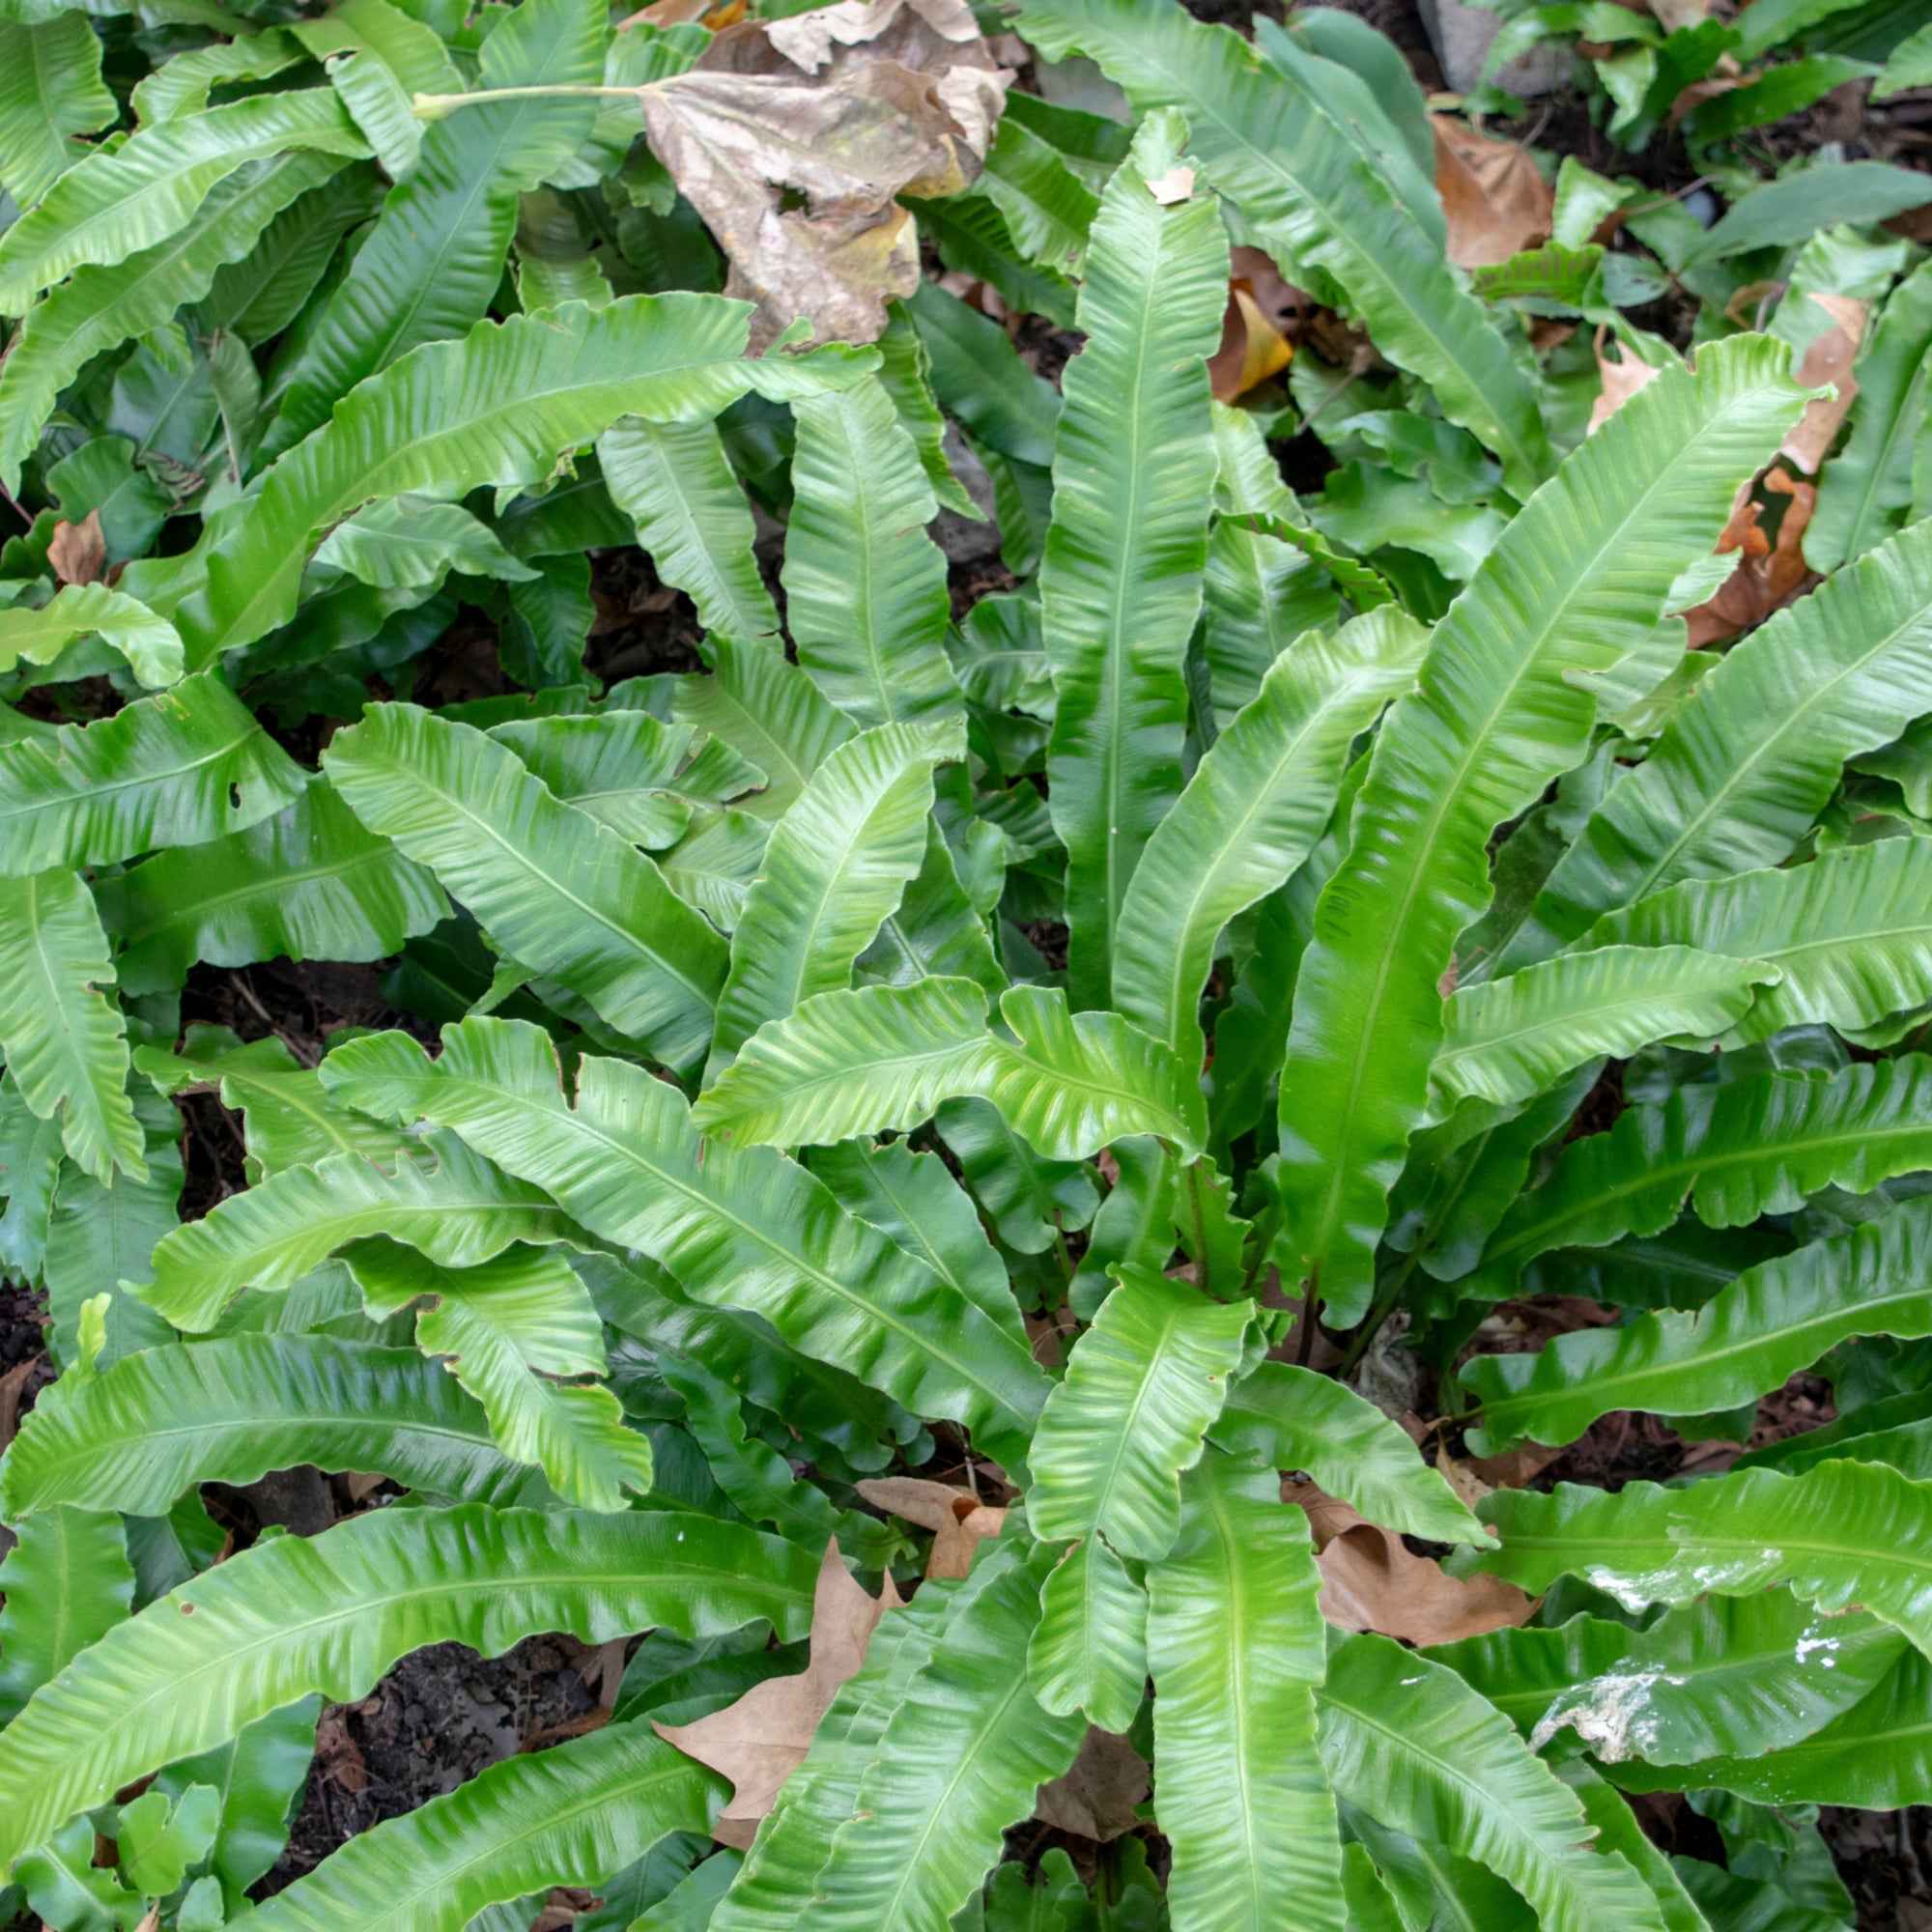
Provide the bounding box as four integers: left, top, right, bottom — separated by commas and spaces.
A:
0, 1504, 817, 1872
0, 867, 144, 1183
0, 13, 115, 210
1273, 335, 1804, 1322
1466, 1195, 1932, 1452
1027, 1536, 1148, 1734
140, 1130, 581, 1331
0, 1334, 558, 1519
1151, 1451, 1343, 1932
0, 579, 184, 687
1028, 1264, 1250, 1559
673, 635, 854, 822
325, 702, 727, 1074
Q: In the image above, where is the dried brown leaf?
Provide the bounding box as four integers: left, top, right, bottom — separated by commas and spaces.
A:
1208, 283, 1293, 403
315, 1706, 369, 1793
1143, 162, 1196, 205
1431, 115, 1552, 270
0, 1354, 39, 1456
855, 1475, 1006, 1577
1033, 1726, 1150, 1842
654, 1540, 899, 1844
1684, 466, 1817, 646
47, 509, 105, 587
642, 0, 1009, 348
1288, 1482, 1535, 1645
1587, 327, 1666, 433
1779, 292, 1866, 473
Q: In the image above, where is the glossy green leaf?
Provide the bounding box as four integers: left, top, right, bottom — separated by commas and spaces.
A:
782, 378, 958, 727
1466, 1194, 1932, 1451
1275, 336, 1804, 1321
1151, 1450, 1343, 1932
314, 496, 537, 591
1037, 108, 1226, 1011
0, 670, 305, 877
0, 1505, 133, 1725
319, 1018, 1051, 1469
0, 1503, 817, 1873
1026, 1535, 1148, 1734
673, 635, 854, 823
139, 1130, 580, 1331
708, 720, 962, 1077
1029, 1264, 1250, 1559
98, 775, 449, 996
0, 581, 184, 688
0, 867, 143, 1184
1112, 608, 1426, 1057
1514, 513, 1932, 960
0, 13, 115, 210
0, 1333, 557, 1518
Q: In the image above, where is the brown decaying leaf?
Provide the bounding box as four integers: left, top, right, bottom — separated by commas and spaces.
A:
1587, 327, 1665, 435
855, 1475, 1007, 1577
1648, 0, 1714, 31
0, 1354, 39, 1457
1033, 1726, 1150, 1842
47, 508, 106, 587
1684, 466, 1817, 646
1288, 1482, 1535, 1645
654, 1540, 900, 1846
1778, 292, 1867, 474
1207, 247, 1298, 404
315, 1706, 370, 1793
640, 0, 1009, 349
1143, 162, 1196, 206
1431, 115, 1552, 270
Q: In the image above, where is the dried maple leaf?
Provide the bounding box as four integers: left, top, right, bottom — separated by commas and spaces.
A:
855, 1475, 1006, 1577
46, 508, 105, 587
1288, 1481, 1535, 1645
1431, 115, 1552, 270
1779, 292, 1867, 473
641, 0, 1009, 348
654, 1540, 899, 1845
1034, 1726, 1150, 1842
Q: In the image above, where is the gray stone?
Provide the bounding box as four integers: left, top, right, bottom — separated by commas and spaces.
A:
1417, 0, 1561, 97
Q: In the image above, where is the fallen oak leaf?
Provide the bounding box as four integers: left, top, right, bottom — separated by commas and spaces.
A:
47, 509, 106, 587
1287, 1481, 1535, 1645
653, 1539, 899, 1845
1683, 465, 1816, 646
1033, 1725, 1150, 1842
1778, 291, 1866, 473
855, 1474, 1007, 1578
1587, 326, 1668, 434
1431, 114, 1552, 270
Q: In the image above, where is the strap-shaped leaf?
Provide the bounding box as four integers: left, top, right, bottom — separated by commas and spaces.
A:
674, 638, 854, 824
130, 31, 307, 126
707, 719, 962, 1076
258, 0, 606, 458
0, 867, 144, 1183
0, 1072, 62, 1280
136, 1026, 413, 1179
0, 669, 305, 877
0, 1503, 817, 1873
1605, 1644, 1932, 1810
599, 416, 779, 640
1434, 946, 1774, 1112
0, 13, 115, 210
694, 979, 1208, 1158
1587, 838, 1932, 1046
781, 378, 958, 727
0, 150, 346, 494
1151, 1450, 1343, 1932
1560, 1769, 1712, 1932
1513, 513, 1932, 961
1470, 1056, 1932, 1297
1038, 108, 1226, 1011
347, 1240, 653, 1513
0, 581, 183, 688
709, 1547, 1023, 1932
808, 1135, 1024, 1349
0, 1334, 558, 1519
174, 295, 871, 665
1469, 1463, 1932, 1658
1210, 1361, 1484, 1546
1027, 1536, 1148, 1734
0, 88, 369, 314
320, 1018, 1051, 1468
1807, 259, 1932, 573
315, 496, 537, 591
1272, 336, 1805, 1322
781, 1547, 1086, 1932
1466, 1195, 1932, 1452
98, 775, 449, 996
243, 1718, 718, 1932
140, 1130, 580, 1331
0, 1506, 133, 1726
1317, 1635, 1668, 1932
325, 702, 727, 1074
1113, 607, 1425, 1054
1028, 1264, 1250, 1558
1431, 1591, 1906, 1767
1018, 0, 1548, 497
860, 819, 1005, 996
